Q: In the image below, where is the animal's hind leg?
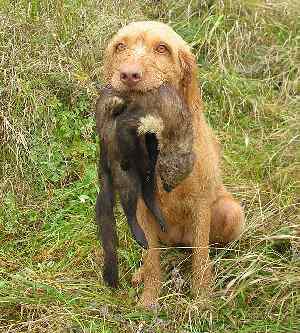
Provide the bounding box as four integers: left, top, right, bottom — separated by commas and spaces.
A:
96, 189, 118, 288
210, 189, 245, 245
131, 252, 146, 286
143, 133, 166, 232
135, 199, 161, 309
96, 143, 119, 288
119, 187, 148, 249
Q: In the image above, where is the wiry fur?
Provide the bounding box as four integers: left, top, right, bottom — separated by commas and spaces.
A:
138, 115, 164, 137
102, 21, 245, 308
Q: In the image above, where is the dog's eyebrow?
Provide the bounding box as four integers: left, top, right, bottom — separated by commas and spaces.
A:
112, 36, 128, 47
155, 41, 172, 54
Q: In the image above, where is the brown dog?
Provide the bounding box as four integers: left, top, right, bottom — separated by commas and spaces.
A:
102, 21, 245, 308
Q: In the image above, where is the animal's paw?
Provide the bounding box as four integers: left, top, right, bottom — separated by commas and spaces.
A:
105, 96, 125, 116
137, 115, 164, 136
138, 291, 159, 310
110, 96, 124, 108
191, 267, 213, 293
131, 267, 144, 286
192, 291, 213, 311
103, 264, 118, 289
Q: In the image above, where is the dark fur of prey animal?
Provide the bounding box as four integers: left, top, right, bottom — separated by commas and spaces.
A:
96, 87, 166, 241
116, 107, 166, 233
126, 85, 195, 192
95, 142, 118, 288
95, 100, 149, 288
95, 88, 166, 287
95, 84, 194, 288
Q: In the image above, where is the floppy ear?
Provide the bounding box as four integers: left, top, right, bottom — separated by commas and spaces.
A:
179, 49, 195, 87
178, 49, 202, 112
103, 41, 115, 81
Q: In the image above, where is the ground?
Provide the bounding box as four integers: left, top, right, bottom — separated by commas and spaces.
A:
0, 1, 299, 332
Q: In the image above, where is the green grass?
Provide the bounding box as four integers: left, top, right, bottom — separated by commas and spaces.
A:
0, 0, 299, 332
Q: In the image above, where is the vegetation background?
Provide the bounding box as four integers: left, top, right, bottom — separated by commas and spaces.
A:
0, 0, 299, 332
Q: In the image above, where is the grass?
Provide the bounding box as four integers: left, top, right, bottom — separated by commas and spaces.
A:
0, 0, 299, 332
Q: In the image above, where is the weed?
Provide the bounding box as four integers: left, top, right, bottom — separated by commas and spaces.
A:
0, 0, 299, 332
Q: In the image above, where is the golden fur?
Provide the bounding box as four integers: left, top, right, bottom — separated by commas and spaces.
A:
103, 21, 245, 308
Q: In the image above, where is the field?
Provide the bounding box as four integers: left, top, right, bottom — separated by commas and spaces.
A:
0, 0, 299, 332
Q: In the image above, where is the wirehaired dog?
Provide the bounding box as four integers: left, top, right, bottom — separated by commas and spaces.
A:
100, 21, 244, 308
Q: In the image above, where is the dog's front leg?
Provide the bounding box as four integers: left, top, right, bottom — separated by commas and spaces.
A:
136, 199, 161, 309
191, 200, 212, 297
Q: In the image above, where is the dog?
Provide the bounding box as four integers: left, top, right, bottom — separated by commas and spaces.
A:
95, 83, 194, 287
101, 21, 245, 308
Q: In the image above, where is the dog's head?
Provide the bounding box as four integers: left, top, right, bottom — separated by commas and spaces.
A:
103, 21, 199, 105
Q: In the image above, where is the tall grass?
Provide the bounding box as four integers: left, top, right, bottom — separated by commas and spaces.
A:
0, 0, 299, 332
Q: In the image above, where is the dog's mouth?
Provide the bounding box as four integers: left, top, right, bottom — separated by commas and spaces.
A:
110, 69, 167, 94
113, 80, 167, 95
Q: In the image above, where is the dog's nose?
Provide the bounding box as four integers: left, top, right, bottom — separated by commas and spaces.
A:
120, 65, 142, 87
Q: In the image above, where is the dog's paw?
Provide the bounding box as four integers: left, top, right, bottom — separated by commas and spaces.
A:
138, 291, 159, 310
131, 267, 144, 286
192, 291, 213, 311
138, 298, 159, 311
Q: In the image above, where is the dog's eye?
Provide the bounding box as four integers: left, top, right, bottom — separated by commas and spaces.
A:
115, 43, 127, 52
155, 43, 169, 54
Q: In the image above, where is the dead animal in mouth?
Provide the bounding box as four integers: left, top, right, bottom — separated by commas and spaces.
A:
132, 85, 195, 192
95, 84, 194, 288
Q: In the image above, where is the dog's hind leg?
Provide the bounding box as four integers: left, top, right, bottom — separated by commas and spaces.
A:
135, 199, 161, 309
210, 188, 245, 245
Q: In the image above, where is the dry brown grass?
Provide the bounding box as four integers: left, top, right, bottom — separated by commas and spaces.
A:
0, 0, 299, 332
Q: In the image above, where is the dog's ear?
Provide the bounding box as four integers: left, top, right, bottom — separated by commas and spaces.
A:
103, 40, 115, 81
178, 49, 202, 112
179, 49, 195, 87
